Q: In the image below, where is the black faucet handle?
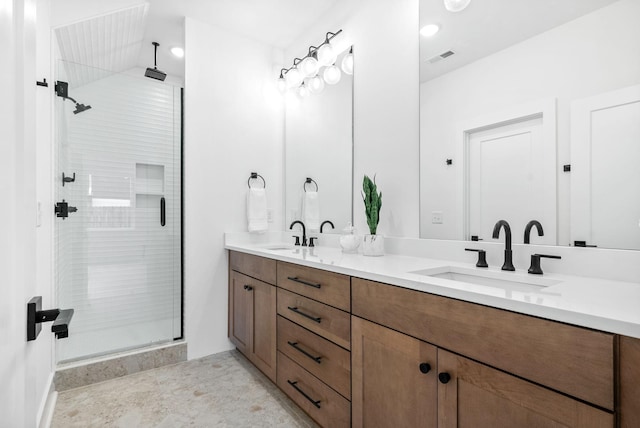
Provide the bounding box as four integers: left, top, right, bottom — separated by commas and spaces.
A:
309, 237, 317, 247
465, 248, 488, 268
293, 236, 301, 246
528, 254, 561, 275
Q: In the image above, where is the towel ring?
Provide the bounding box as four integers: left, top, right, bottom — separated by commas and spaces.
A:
304, 177, 318, 192
248, 172, 266, 189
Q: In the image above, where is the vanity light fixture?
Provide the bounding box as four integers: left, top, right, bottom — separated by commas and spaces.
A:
420, 24, 440, 37
444, 0, 471, 12
277, 29, 343, 97
341, 47, 354, 75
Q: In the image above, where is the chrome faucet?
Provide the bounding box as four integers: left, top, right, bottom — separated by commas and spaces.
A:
524, 220, 543, 244
289, 220, 307, 246
492, 220, 515, 271
320, 220, 335, 233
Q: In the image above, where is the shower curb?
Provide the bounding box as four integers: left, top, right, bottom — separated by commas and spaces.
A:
54, 341, 187, 391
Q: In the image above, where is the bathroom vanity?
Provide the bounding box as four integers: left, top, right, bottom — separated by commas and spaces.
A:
226, 241, 640, 427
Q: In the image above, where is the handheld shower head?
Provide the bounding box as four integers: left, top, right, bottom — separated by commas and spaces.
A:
73, 103, 92, 114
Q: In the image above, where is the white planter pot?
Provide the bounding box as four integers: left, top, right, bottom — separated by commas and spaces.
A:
362, 234, 384, 256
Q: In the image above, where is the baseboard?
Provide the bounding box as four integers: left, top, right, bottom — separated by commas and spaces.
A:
38, 373, 57, 428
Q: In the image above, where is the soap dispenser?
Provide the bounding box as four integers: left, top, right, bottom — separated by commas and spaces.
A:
339, 222, 361, 253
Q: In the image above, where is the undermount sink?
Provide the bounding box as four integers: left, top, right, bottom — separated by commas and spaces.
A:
410, 266, 561, 293
263, 245, 295, 251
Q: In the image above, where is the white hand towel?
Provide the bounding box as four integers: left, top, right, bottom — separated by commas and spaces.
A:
247, 188, 268, 233
303, 191, 320, 232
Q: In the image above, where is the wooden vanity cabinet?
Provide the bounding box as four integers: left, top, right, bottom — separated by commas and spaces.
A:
228, 251, 277, 382
275, 262, 352, 427
352, 277, 616, 428
619, 335, 640, 428
352, 316, 614, 428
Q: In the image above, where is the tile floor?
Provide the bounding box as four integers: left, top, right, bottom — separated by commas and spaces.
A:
52, 350, 318, 427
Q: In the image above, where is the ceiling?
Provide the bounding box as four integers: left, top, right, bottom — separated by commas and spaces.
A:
419, 0, 620, 82
55, 0, 342, 83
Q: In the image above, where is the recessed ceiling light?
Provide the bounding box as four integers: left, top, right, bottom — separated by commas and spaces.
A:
170, 47, 184, 58
420, 24, 440, 37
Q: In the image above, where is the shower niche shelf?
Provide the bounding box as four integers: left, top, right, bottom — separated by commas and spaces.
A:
135, 163, 164, 195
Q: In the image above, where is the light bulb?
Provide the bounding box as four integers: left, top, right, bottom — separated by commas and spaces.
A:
323, 64, 341, 85
300, 56, 319, 77
317, 43, 337, 67
308, 75, 325, 94
297, 82, 310, 98
285, 68, 303, 87
277, 75, 287, 93
444, 0, 471, 12
341, 50, 354, 75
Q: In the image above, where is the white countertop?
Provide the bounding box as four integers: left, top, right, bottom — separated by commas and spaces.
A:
225, 237, 640, 339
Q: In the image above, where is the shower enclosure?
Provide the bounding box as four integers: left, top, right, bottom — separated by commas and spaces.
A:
55, 60, 182, 362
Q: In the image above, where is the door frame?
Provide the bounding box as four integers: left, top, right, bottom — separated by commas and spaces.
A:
455, 98, 557, 241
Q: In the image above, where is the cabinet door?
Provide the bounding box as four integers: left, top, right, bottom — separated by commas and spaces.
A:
437, 349, 614, 428
229, 270, 276, 382
352, 317, 437, 428
250, 277, 276, 382
229, 270, 252, 356
620, 335, 640, 428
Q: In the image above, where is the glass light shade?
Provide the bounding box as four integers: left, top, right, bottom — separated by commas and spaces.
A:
300, 56, 319, 77
277, 76, 287, 93
323, 64, 341, 85
341, 52, 354, 75
444, 0, 471, 12
317, 43, 337, 67
308, 75, 325, 94
297, 82, 310, 98
285, 68, 303, 87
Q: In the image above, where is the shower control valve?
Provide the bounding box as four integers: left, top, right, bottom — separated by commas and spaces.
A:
55, 200, 78, 219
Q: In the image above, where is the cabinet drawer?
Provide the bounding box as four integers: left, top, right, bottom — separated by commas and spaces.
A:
277, 352, 350, 428
229, 251, 276, 285
278, 316, 350, 399
277, 262, 350, 311
278, 288, 351, 350
352, 277, 615, 410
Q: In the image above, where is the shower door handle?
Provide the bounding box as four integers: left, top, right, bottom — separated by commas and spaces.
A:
160, 197, 166, 227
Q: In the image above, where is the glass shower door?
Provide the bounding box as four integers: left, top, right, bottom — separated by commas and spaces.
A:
55, 61, 182, 362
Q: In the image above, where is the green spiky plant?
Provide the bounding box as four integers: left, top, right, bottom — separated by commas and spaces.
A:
362, 175, 382, 235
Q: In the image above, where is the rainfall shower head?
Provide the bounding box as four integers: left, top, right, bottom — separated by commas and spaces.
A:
55, 81, 92, 115
145, 42, 167, 81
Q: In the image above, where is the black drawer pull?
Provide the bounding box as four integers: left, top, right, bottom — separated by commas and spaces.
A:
287, 276, 321, 289
287, 380, 321, 409
243, 285, 253, 291
288, 341, 322, 364
287, 306, 322, 323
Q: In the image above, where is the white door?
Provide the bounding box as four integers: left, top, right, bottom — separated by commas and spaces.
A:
467, 116, 556, 244
0, 0, 53, 426
571, 85, 640, 250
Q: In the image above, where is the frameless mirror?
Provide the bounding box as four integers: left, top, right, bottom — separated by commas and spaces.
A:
419, 0, 640, 250
285, 47, 354, 233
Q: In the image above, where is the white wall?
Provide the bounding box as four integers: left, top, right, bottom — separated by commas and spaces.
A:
184, 17, 284, 359
420, 0, 640, 244
1, 0, 55, 426
284, 0, 420, 238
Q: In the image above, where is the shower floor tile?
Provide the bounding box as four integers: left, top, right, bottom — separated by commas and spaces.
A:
52, 350, 318, 427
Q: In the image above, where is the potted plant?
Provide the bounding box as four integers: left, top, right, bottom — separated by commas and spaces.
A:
362, 174, 384, 256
